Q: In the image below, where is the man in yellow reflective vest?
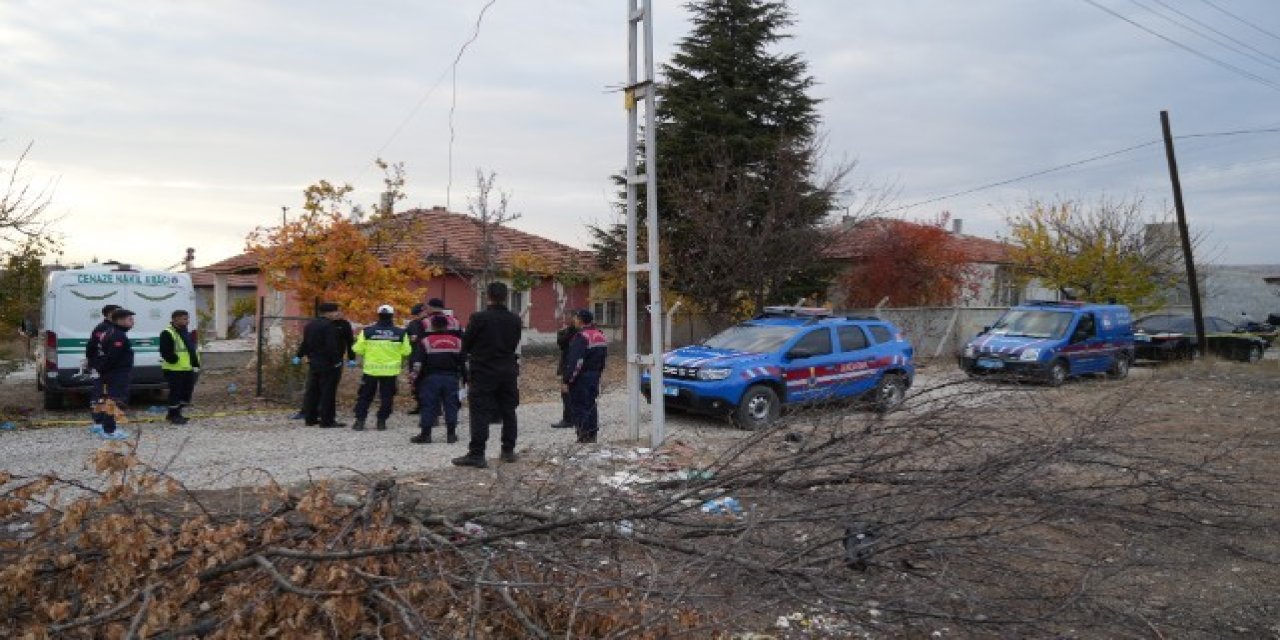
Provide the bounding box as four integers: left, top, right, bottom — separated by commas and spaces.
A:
159, 309, 201, 425
351, 304, 412, 431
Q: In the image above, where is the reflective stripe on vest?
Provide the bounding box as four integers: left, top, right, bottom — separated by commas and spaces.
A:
162, 326, 194, 372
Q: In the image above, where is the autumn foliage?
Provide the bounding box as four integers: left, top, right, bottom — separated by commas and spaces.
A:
246, 165, 438, 323
837, 214, 979, 308
1005, 197, 1182, 311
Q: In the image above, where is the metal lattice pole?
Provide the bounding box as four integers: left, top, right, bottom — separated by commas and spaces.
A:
625, 0, 666, 446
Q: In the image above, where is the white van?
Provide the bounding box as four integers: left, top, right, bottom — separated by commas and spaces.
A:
36, 264, 198, 409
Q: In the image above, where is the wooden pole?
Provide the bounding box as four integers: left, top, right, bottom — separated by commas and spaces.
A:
1159, 110, 1206, 357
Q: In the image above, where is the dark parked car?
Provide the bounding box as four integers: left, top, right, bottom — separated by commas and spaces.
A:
1133, 314, 1268, 363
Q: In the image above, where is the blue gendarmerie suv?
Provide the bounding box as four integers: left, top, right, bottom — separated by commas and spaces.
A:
642, 307, 915, 429
958, 301, 1135, 386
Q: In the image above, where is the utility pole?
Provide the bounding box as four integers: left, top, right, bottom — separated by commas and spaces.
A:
281, 206, 289, 226
1159, 110, 1206, 357
624, 0, 666, 446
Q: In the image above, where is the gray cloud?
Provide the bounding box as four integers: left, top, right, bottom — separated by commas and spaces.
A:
1, 0, 1277, 268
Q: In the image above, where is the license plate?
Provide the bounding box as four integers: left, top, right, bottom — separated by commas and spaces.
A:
662, 386, 680, 397
977, 357, 1004, 369
1135, 335, 1150, 342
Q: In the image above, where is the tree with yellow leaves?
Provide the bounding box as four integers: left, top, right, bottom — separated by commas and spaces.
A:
245, 160, 438, 323
1005, 196, 1185, 311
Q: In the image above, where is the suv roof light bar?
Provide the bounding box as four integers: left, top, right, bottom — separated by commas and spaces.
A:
760, 306, 832, 318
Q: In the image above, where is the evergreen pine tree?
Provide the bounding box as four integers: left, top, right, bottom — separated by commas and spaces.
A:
592, 0, 842, 321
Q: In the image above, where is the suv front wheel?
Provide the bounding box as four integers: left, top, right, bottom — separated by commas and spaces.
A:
733, 384, 780, 430
873, 374, 908, 413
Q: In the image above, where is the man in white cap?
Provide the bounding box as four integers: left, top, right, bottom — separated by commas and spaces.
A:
350, 304, 411, 431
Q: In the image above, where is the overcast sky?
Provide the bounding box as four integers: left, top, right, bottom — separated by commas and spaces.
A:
2, 0, 1278, 269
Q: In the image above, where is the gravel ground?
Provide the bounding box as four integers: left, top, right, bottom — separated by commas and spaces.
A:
0, 365, 1150, 492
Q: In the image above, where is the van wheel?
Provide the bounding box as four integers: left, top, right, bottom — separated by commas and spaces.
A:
1047, 361, 1068, 387
43, 388, 64, 411
733, 384, 779, 430
1108, 354, 1131, 379
873, 374, 908, 413
1244, 344, 1263, 363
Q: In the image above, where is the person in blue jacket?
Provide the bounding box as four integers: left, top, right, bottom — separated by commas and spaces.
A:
561, 309, 608, 444
90, 308, 136, 441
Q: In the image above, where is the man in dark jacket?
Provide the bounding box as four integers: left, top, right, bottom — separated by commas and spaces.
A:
295, 302, 345, 427
84, 304, 121, 432
562, 310, 608, 444
159, 309, 201, 425
90, 308, 136, 440
551, 309, 578, 428
404, 303, 427, 415
410, 314, 467, 444
452, 282, 522, 468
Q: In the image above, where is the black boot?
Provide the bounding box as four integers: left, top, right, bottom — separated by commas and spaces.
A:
446, 427, 458, 444
376, 418, 387, 431
410, 432, 431, 444
352, 418, 366, 431
166, 408, 188, 425
452, 454, 488, 468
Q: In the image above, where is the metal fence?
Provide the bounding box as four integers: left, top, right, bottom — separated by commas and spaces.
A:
254, 310, 312, 403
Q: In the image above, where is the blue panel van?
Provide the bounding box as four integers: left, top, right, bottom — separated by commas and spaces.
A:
958, 301, 1135, 386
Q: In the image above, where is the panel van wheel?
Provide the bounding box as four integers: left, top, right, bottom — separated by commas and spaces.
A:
1108, 355, 1131, 380
43, 388, 64, 411
873, 374, 908, 414
1244, 344, 1263, 364
733, 385, 779, 430
1047, 361, 1068, 387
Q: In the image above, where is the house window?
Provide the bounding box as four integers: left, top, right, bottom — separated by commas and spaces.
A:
593, 301, 622, 326
991, 265, 1024, 307
508, 290, 526, 322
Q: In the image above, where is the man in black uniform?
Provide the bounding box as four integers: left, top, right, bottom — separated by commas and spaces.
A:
332, 307, 358, 382
295, 302, 345, 427
84, 304, 121, 432
410, 314, 467, 444
551, 309, 578, 429
404, 303, 427, 415
91, 308, 136, 441
452, 282, 522, 468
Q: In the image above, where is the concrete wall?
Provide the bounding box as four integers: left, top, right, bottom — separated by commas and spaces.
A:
1200, 266, 1280, 322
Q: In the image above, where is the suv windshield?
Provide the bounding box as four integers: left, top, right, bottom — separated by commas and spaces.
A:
703, 324, 801, 353
990, 310, 1074, 339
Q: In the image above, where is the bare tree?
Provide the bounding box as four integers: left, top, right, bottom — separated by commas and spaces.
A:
464, 168, 521, 293
663, 138, 860, 326
1, 141, 56, 258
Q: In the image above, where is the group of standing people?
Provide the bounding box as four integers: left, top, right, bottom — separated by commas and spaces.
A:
293, 282, 606, 467
85, 304, 201, 440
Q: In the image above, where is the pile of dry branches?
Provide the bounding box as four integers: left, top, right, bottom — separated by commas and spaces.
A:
2, 375, 1275, 638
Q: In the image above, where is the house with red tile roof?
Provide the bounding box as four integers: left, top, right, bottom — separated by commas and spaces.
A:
823, 217, 1050, 308
201, 207, 594, 341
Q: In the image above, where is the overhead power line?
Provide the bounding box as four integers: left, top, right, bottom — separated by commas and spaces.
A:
446, 0, 499, 211
1081, 0, 1280, 93
876, 126, 1280, 215
353, 1, 498, 200
1138, 0, 1280, 72
1198, 0, 1280, 44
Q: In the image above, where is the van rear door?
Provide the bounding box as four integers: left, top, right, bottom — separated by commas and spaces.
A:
51, 275, 125, 375
121, 274, 197, 381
